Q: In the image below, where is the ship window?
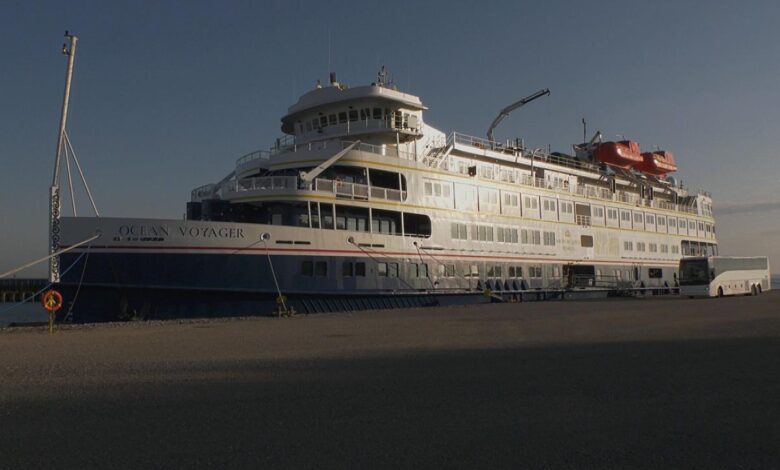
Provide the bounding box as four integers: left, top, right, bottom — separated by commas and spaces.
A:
637, 242, 646, 252
310, 202, 320, 229
371, 209, 401, 235
312, 118, 320, 129
634, 213, 643, 224
451, 222, 468, 240
315, 261, 328, 277
581, 235, 594, 248
669, 218, 676, 228
342, 261, 354, 277
360, 108, 370, 120
328, 114, 337, 125
624, 241, 633, 251
649, 243, 658, 253
355, 262, 366, 277
621, 210, 631, 222
658, 217, 666, 226
389, 263, 398, 277
320, 116, 328, 127
338, 112, 347, 124
321, 204, 334, 229
679, 219, 686, 229
649, 268, 663, 279
543, 231, 556, 246
301, 261, 313, 276
348, 110, 358, 122
335, 205, 369, 232
413, 263, 429, 278
403, 212, 432, 238
305, 121, 312, 132
647, 215, 655, 225
530, 267, 543, 278
372, 107, 382, 119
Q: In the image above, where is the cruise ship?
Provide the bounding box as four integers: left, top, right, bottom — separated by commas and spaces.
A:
57, 70, 718, 321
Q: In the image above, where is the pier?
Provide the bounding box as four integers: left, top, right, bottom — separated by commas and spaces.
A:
2, 291, 779, 467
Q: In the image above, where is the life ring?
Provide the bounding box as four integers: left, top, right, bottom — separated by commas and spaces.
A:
42, 289, 64, 312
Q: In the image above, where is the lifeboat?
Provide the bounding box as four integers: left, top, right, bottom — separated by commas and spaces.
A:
636, 150, 677, 176
592, 140, 643, 169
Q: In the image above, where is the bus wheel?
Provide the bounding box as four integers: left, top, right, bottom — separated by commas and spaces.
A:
717, 287, 724, 298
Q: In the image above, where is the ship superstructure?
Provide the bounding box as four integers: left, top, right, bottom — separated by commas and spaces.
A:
58, 71, 717, 320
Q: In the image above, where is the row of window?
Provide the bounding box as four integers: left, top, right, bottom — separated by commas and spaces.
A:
301, 260, 679, 282
300, 107, 414, 134
450, 222, 555, 246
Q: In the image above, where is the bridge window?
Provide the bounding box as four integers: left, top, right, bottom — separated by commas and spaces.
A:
348, 110, 358, 122
320, 116, 328, 127
581, 235, 594, 248
328, 114, 337, 125
338, 112, 347, 124
372, 107, 383, 119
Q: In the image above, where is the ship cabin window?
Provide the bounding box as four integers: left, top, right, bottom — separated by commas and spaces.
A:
661, 244, 669, 253
658, 216, 666, 227
529, 267, 543, 279
581, 235, 594, 248
699, 222, 705, 232
634, 213, 643, 224
637, 242, 646, 252
315, 261, 328, 277
503, 192, 519, 207
669, 218, 676, 228
646, 215, 655, 225
543, 231, 556, 246
679, 219, 686, 230
369, 168, 406, 192
671, 245, 680, 254
413, 263, 429, 278
648, 268, 663, 279
335, 205, 369, 232
360, 108, 370, 120
301, 261, 313, 276
524, 196, 539, 210
320, 116, 328, 127
338, 112, 347, 124
521, 229, 541, 245
560, 202, 574, 214
438, 264, 456, 278
649, 243, 658, 253
497, 227, 519, 243
328, 114, 337, 125
487, 265, 503, 278
371, 209, 401, 235
403, 213, 432, 238
348, 110, 358, 122
372, 107, 383, 119
624, 241, 633, 251
620, 210, 631, 222
542, 199, 556, 212
342, 261, 366, 277
305, 121, 312, 132
377, 262, 399, 278
472, 225, 495, 242
607, 208, 618, 220
451, 222, 468, 240
508, 266, 523, 278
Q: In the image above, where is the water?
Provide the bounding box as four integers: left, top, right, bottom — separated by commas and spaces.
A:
0, 303, 47, 327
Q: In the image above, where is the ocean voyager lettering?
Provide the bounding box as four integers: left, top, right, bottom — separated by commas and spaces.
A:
115, 224, 246, 242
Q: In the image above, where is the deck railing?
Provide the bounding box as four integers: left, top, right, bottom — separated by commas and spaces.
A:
226, 175, 406, 202
229, 131, 704, 217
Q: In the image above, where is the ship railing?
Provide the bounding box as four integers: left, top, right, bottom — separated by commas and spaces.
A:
191, 183, 218, 201
575, 215, 592, 227
229, 175, 406, 202
236, 150, 271, 166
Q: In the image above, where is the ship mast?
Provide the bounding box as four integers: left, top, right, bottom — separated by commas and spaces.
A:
49, 31, 78, 283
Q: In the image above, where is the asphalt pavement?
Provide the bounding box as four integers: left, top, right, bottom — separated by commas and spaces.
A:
2, 292, 779, 469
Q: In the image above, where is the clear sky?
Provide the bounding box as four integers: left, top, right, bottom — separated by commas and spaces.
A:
2, 0, 780, 276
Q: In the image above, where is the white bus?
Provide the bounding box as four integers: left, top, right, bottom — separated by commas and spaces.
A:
679, 256, 771, 297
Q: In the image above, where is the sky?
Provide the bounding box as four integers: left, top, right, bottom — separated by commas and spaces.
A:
2, 0, 780, 276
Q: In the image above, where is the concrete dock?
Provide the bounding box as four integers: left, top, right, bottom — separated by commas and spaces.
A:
2, 292, 779, 468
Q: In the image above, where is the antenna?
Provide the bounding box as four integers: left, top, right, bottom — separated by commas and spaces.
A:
582, 118, 586, 142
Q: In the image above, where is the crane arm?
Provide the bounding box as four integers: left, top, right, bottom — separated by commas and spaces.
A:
486, 88, 550, 143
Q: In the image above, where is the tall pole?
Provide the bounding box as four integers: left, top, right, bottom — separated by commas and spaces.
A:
49, 31, 78, 283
